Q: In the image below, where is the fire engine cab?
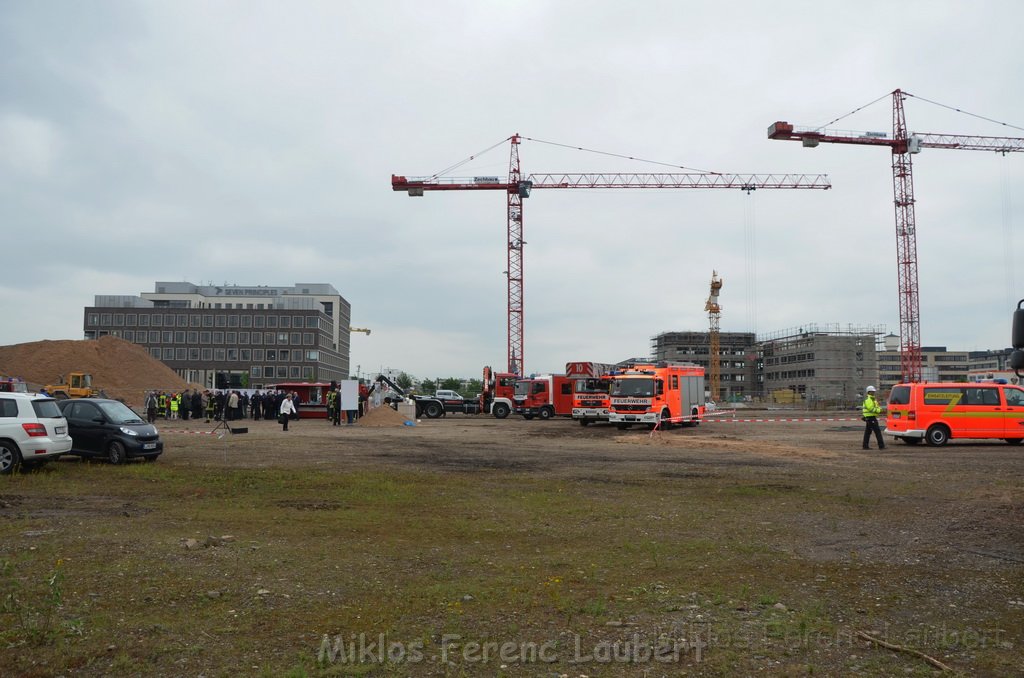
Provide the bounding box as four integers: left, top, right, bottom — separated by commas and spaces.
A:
566, 361, 614, 426
513, 374, 574, 420
607, 362, 705, 429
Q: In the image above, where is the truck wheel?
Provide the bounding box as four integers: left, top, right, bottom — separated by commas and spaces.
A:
523, 413, 534, 420
925, 425, 950, 447
1005, 438, 1023, 445
0, 441, 22, 475
539, 407, 554, 420
424, 402, 443, 419
492, 403, 510, 419
659, 409, 671, 430
579, 419, 590, 426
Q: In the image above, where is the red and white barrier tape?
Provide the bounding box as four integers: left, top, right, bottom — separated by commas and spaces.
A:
161, 430, 218, 435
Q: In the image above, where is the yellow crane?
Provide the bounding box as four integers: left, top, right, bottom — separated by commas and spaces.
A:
704, 272, 722, 402
350, 327, 372, 336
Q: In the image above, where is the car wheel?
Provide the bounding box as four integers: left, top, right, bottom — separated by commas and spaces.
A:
925, 425, 950, 447
108, 441, 127, 465
0, 442, 22, 475
1005, 438, 1023, 446
492, 403, 510, 419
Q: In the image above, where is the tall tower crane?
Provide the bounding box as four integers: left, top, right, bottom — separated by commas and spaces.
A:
393, 135, 831, 375
769, 89, 1024, 383
705, 271, 723, 402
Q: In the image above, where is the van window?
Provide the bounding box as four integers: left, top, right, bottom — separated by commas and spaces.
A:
1005, 388, 1024, 407
964, 388, 1000, 406
889, 386, 911, 405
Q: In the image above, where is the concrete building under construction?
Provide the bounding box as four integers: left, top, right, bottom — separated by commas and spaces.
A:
651, 331, 757, 402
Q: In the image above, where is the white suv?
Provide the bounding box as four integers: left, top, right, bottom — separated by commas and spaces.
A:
0, 393, 73, 473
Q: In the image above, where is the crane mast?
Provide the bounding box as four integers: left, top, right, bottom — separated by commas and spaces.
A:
705, 271, 723, 402
769, 89, 1024, 382
393, 135, 830, 375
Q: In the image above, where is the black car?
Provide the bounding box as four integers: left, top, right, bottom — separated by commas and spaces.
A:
57, 399, 163, 464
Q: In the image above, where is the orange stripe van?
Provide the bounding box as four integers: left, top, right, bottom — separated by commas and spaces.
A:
885, 381, 1024, 446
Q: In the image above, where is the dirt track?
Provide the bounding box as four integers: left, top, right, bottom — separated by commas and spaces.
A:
155, 411, 1024, 568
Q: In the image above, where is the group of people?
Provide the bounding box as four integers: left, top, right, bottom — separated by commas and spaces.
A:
142, 389, 305, 425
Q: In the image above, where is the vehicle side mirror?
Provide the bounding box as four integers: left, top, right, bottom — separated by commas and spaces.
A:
1012, 299, 1024, 377
94, 417, 106, 424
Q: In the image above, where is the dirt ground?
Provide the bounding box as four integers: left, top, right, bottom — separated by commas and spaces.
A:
2, 409, 1022, 676
160, 410, 1024, 588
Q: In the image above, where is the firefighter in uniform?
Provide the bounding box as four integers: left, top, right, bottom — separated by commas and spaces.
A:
326, 388, 340, 426
861, 386, 886, 450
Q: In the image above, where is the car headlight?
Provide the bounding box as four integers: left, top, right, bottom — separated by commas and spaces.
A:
119, 426, 139, 436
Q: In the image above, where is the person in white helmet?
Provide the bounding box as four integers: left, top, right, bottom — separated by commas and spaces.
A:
861, 386, 885, 450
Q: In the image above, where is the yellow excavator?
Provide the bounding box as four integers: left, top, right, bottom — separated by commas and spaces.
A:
43, 372, 104, 399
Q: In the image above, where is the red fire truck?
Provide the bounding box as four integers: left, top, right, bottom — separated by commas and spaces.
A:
608, 362, 705, 430
566, 361, 614, 426
513, 374, 575, 420
481, 366, 517, 418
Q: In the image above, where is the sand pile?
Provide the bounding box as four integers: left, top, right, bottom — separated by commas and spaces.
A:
0, 336, 190, 408
358, 403, 412, 428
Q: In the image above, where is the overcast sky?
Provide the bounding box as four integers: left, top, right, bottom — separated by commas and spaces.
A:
2, 1, 1021, 380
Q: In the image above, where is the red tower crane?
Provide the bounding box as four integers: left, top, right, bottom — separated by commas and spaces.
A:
769, 89, 1024, 383
393, 134, 831, 375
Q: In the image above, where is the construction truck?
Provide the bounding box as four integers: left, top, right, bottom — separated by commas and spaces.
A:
480, 366, 517, 418
513, 374, 575, 420
368, 375, 480, 418
607, 362, 705, 430
44, 372, 102, 399
567, 361, 615, 426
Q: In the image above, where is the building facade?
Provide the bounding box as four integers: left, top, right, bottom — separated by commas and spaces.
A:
877, 334, 973, 390
758, 324, 884, 406
83, 282, 351, 388
651, 331, 757, 401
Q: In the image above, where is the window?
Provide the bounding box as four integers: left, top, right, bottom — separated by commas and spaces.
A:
213, 332, 224, 344
203, 315, 214, 327
267, 316, 278, 328
189, 348, 200, 360
126, 314, 137, 326
226, 332, 237, 344
228, 315, 239, 327
123, 330, 134, 342
177, 314, 187, 327
150, 348, 161, 359
162, 348, 174, 360
241, 316, 252, 327
292, 317, 304, 329
306, 350, 319, 361
87, 313, 100, 326
113, 313, 124, 326
278, 332, 288, 343
135, 335, 147, 346
101, 313, 112, 325
139, 315, 150, 327
265, 332, 275, 345
201, 348, 213, 361
174, 332, 185, 343
291, 349, 302, 361
149, 330, 160, 342
175, 348, 186, 360
152, 315, 162, 327
302, 367, 314, 379
190, 314, 201, 327
290, 332, 301, 344
215, 349, 226, 361
164, 314, 174, 326
251, 333, 262, 345
265, 365, 274, 376
239, 332, 250, 343
187, 331, 198, 343
240, 349, 251, 361
254, 316, 265, 328
280, 316, 291, 329
251, 366, 262, 378
200, 331, 211, 344
253, 349, 264, 361
162, 331, 173, 343
276, 366, 287, 379
215, 315, 226, 327
266, 349, 277, 360
289, 366, 300, 379
303, 333, 314, 345
227, 349, 238, 361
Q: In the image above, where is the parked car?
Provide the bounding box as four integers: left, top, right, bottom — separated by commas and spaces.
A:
0, 392, 73, 474
57, 398, 163, 464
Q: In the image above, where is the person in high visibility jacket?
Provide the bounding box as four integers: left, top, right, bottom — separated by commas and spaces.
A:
170, 394, 179, 420
861, 386, 886, 450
